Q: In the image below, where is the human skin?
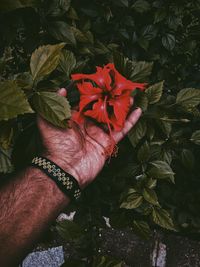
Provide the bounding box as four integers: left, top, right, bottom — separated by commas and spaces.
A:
0, 88, 142, 267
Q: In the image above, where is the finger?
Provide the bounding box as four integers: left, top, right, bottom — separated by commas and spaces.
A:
72, 105, 79, 111
101, 97, 134, 134
112, 108, 142, 143
62, 86, 79, 110
58, 88, 67, 97
130, 97, 134, 106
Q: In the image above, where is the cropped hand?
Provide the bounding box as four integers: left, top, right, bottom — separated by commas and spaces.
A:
37, 88, 142, 188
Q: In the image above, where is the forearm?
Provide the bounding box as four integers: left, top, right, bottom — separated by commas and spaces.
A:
0, 166, 69, 267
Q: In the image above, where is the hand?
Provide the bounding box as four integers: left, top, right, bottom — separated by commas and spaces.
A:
37, 88, 142, 188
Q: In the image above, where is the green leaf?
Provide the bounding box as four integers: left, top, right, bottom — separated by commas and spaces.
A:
0, 123, 13, 149
56, 220, 83, 241
58, 50, 76, 77
141, 25, 157, 40
162, 34, 176, 51
0, 80, 33, 121
146, 125, 155, 141
128, 119, 147, 147
73, 59, 89, 73
46, 0, 71, 17
160, 149, 172, 165
122, 187, 138, 196
135, 93, 148, 111
120, 188, 138, 203
132, 220, 151, 239
123, 16, 135, 27
32, 92, 71, 128
79, 47, 93, 56
80, 7, 98, 17
130, 61, 153, 82
176, 88, 200, 107
94, 41, 109, 55
145, 81, 164, 104
48, 22, 76, 45
149, 160, 174, 175
167, 16, 182, 31
138, 38, 149, 51
146, 178, 157, 189
149, 144, 162, 159
113, 52, 153, 82
132, 0, 150, 13
148, 160, 175, 180
143, 187, 159, 205
67, 7, 79, 20
30, 43, 65, 82
116, 163, 140, 178
113, 52, 134, 79
191, 130, 200, 145
71, 27, 93, 44
137, 141, 150, 162
181, 149, 194, 170
14, 72, 33, 90
154, 9, 166, 23
92, 255, 123, 267
156, 120, 172, 138
151, 207, 175, 231
112, 0, 129, 7
120, 192, 143, 209
61, 260, 86, 267
0, 148, 13, 173
0, 0, 40, 12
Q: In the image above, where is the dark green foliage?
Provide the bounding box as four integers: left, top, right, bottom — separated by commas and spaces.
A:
0, 0, 200, 265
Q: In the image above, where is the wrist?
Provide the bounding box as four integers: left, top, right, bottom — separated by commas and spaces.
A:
42, 154, 86, 189
26, 166, 70, 208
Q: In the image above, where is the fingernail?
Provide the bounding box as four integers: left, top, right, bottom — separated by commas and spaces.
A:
58, 88, 67, 96
135, 107, 143, 114
59, 88, 66, 92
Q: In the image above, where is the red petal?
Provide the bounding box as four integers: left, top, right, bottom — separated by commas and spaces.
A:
76, 82, 102, 111
77, 82, 102, 95
71, 66, 111, 90
71, 111, 84, 124
109, 94, 132, 131
109, 115, 123, 131
84, 98, 110, 124
105, 63, 147, 94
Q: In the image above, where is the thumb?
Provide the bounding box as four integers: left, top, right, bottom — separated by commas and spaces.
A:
58, 88, 67, 97
113, 108, 142, 143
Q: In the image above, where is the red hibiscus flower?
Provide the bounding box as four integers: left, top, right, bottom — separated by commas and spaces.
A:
71, 63, 146, 133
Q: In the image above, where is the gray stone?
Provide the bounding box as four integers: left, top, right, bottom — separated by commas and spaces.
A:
22, 246, 64, 267
21, 224, 200, 267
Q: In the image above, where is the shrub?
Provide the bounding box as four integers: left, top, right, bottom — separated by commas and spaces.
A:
0, 0, 200, 265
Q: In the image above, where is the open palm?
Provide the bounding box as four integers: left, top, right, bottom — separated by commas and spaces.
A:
37, 88, 142, 188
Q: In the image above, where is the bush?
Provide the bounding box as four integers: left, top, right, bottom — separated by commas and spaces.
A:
0, 0, 200, 265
